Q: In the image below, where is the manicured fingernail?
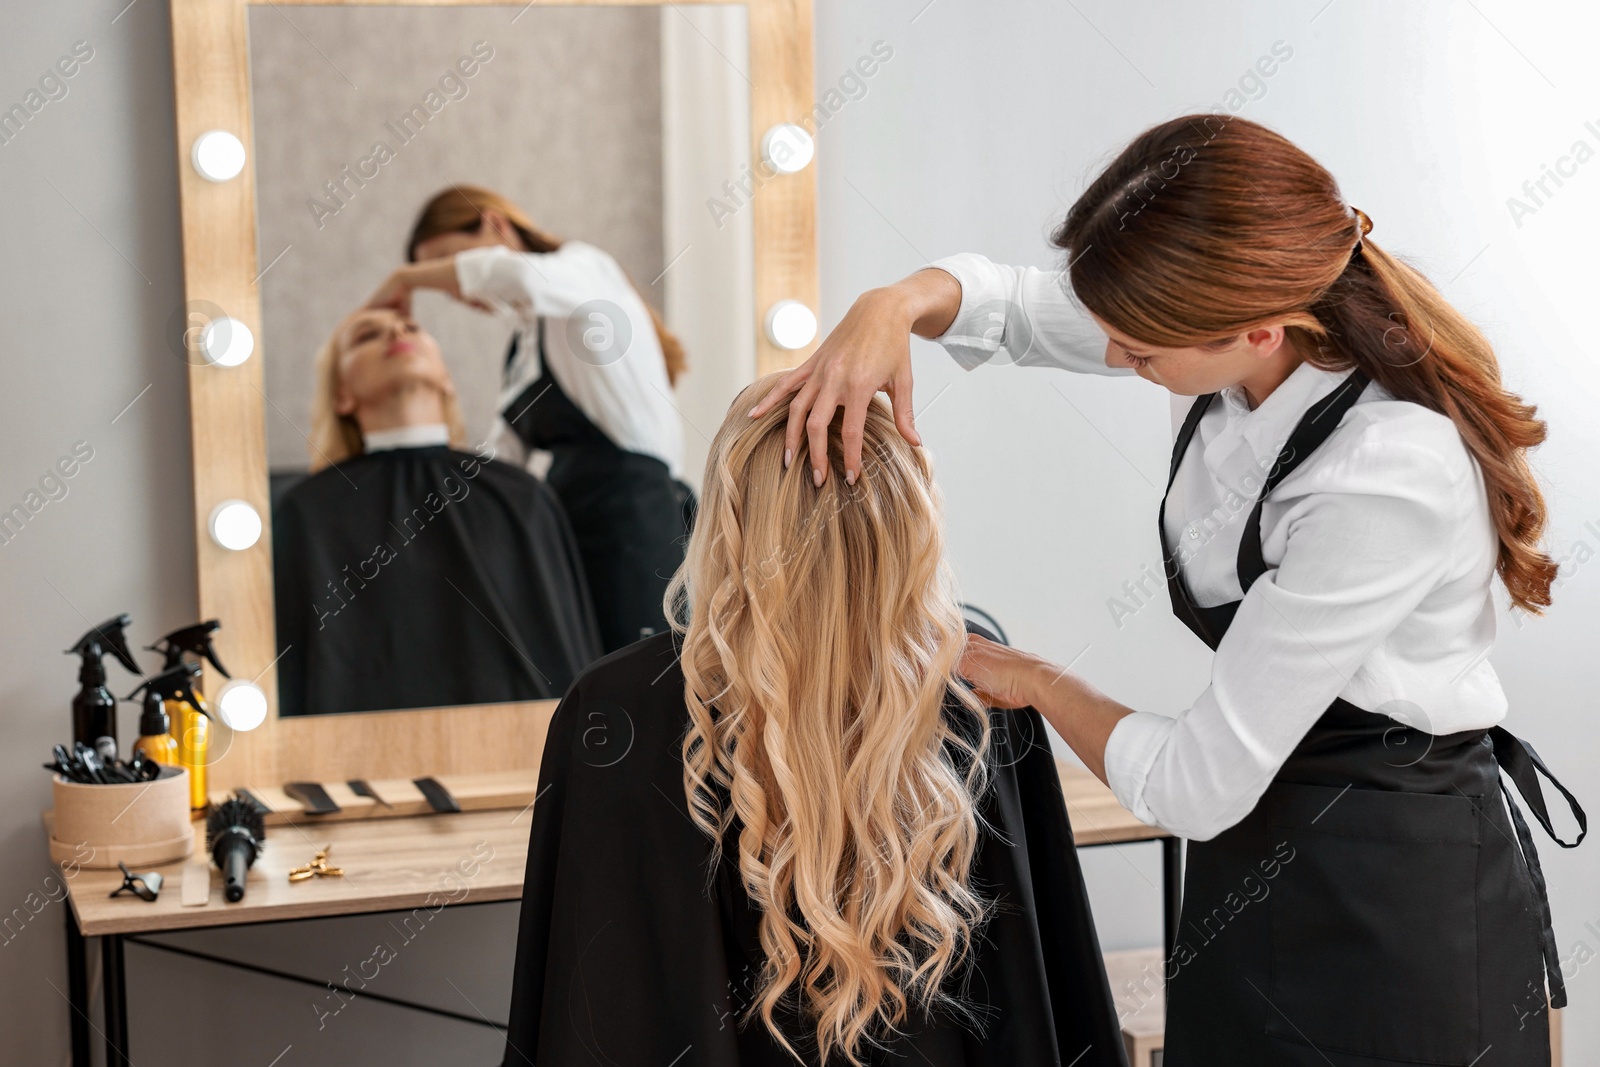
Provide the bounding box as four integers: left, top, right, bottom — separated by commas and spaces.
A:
812, 468, 823, 487
747, 405, 759, 417
784, 448, 792, 468
845, 469, 857, 485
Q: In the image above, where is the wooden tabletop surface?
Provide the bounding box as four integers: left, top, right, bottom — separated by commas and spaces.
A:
52, 762, 1165, 937
1055, 759, 1169, 847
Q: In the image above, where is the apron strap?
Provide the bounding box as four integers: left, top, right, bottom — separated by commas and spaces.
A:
1237, 370, 1370, 594
502, 318, 549, 374
1489, 725, 1587, 1010
1167, 391, 1216, 488
1158, 394, 1223, 645
1490, 725, 1588, 848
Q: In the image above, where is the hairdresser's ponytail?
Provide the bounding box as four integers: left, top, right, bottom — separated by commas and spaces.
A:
1055, 114, 1556, 612
1302, 241, 1556, 611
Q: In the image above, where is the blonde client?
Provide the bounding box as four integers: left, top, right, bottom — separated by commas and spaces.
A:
501, 375, 1125, 1066
273, 306, 601, 715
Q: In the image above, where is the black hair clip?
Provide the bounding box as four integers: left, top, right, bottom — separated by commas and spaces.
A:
109, 861, 163, 902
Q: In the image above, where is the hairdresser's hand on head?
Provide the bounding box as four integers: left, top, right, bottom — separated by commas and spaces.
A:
365, 257, 491, 317
748, 268, 964, 486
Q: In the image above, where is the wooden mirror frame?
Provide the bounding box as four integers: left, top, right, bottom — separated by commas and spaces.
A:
169, 0, 817, 792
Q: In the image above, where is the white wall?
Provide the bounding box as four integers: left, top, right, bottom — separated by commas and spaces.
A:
1, 1, 1594, 1064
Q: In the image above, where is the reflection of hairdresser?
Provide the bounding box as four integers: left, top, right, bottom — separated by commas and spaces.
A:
366, 185, 696, 653
272, 306, 602, 716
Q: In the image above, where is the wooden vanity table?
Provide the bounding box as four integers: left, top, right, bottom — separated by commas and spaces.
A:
52, 761, 1179, 1067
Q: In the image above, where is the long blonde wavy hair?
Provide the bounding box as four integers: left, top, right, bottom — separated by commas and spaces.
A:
666, 374, 992, 1065
307, 312, 468, 472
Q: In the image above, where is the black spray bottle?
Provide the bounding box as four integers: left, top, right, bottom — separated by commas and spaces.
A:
66, 614, 143, 750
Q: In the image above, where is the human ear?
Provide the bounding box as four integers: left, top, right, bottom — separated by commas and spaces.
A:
484, 210, 516, 247
1243, 325, 1287, 360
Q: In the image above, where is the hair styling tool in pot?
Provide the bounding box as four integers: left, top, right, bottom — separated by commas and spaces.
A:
44, 742, 159, 784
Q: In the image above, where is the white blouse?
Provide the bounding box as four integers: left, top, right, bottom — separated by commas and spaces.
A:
454, 242, 685, 481
928, 252, 1507, 841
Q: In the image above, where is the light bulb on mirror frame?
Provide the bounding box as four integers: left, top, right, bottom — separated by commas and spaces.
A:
191, 130, 247, 183
760, 123, 815, 175
208, 499, 262, 552
215, 679, 268, 732
764, 300, 818, 351
199, 316, 254, 366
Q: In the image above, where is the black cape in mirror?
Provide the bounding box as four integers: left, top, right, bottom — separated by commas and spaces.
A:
272, 446, 602, 716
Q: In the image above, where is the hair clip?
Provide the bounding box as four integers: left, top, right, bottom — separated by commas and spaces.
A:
109, 861, 164, 902
1350, 206, 1373, 252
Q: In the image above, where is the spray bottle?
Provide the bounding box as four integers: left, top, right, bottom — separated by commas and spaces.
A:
148, 621, 230, 811
66, 614, 143, 750
127, 666, 192, 766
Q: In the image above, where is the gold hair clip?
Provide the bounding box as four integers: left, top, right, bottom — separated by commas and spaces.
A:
1351, 206, 1373, 237
288, 844, 344, 883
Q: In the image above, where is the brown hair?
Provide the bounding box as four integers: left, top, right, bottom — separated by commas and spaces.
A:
1054, 114, 1556, 613
405, 184, 688, 387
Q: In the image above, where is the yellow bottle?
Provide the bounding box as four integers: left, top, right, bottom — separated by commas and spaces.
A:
130, 663, 209, 808
149, 622, 229, 812
131, 688, 179, 766
167, 686, 210, 810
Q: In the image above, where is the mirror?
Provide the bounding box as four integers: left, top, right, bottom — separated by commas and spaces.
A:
245, 4, 756, 716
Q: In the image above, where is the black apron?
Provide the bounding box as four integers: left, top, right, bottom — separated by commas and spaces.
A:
501, 321, 698, 653
1159, 370, 1586, 1066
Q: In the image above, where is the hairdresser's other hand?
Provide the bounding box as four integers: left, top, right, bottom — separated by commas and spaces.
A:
959, 633, 1047, 710
748, 269, 962, 487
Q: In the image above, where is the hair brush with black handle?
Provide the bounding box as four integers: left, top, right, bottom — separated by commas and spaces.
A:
206, 795, 266, 902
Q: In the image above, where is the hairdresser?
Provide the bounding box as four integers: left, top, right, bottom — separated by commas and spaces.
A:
751, 114, 1586, 1066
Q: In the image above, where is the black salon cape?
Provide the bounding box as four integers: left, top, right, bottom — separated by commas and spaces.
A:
272, 446, 602, 715
502, 629, 1127, 1067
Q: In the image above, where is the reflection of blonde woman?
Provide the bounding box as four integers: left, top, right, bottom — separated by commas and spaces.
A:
273, 306, 601, 716
366, 185, 695, 654
501, 374, 1123, 1067
306, 305, 467, 470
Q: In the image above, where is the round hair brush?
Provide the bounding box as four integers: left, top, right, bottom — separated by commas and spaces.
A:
206, 796, 266, 902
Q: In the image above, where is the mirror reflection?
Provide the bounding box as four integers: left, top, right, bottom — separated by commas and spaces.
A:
249, 5, 754, 715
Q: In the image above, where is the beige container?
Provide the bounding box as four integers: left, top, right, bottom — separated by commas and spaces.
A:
50, 765, 195, 869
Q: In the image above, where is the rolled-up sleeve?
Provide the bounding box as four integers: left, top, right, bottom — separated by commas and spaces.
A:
924, 252, 1131, 376
1104, 436, 1465, 841
455, 243, 620, 323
